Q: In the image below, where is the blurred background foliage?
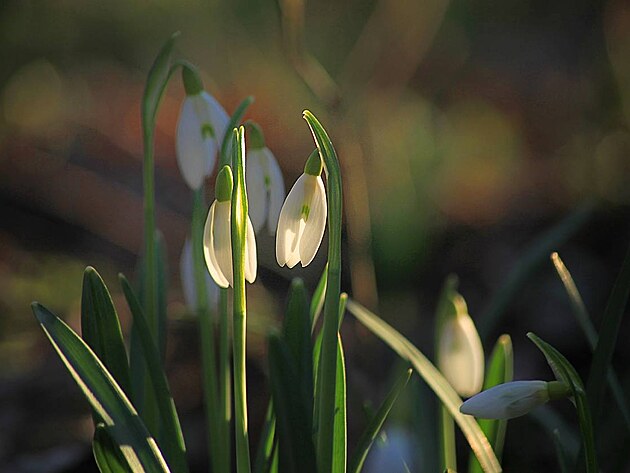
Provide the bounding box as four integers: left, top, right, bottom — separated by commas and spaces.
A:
1, 0, 630, 471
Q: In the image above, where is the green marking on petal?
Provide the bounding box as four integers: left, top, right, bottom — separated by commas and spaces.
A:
301, 203, 310, 221
264, 175, 271, 189
202, 123, 215, 139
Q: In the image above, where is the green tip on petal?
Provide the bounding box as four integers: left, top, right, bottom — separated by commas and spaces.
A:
304, 149, 323, 176
245, 120, 265, 149
215, 165, 234, 202
182, 64, 204, 96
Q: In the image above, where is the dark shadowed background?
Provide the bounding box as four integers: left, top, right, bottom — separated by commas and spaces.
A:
1, 0, 630, 472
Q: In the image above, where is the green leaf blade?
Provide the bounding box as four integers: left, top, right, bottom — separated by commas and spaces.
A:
268, 334, 318, 473
81, 266, 132, 397
528, 332, 598, 473
469, 335, 513, 473
349, 368, 412, 473
32, 302, 170, 472
346, 299, 502, 473
585, 245, 630, 425
93, 423, 133, 473
119, 275, 189, 473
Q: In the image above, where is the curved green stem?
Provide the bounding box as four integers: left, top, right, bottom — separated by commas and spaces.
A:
218, 287, 232, 473
231, 127, 252, 473
303, 110, 343, 473
192, 187, 227, 473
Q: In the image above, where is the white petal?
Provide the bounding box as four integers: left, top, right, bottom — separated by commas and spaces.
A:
264, 148, 286, 235
214, 201, 234, 288
245, 216, 258, 283
298, 175, 327, 267
201, 91, 229, 145
246, 149, 268, 233
438, 313, 485, 397
176, 98, 208, 190
460, 381, 550, 419
180, 238, 197, 310
276, 174, 307, 267
203, 201, 229, 288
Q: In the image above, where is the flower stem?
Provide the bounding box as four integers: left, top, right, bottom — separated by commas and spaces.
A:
219, 287, 232, 473
303, 110, 343, 473
231, 127, 252, 473
439, 407, 457, 472
192, 187, 226, 473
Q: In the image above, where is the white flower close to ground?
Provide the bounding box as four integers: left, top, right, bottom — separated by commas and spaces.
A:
276, 151, 327, 268
460, 380, 556, 419
179, 237, 219, 312
437, 306, 485, 398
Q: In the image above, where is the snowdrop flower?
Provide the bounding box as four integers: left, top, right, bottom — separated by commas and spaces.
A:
460, 380, 570, 419
180, 237, 219, 312
437, 290, 484, 397
276, 150, 327, 268
203, 165, 257, 288
245, 121, 285, 235
176, 65, 229, 190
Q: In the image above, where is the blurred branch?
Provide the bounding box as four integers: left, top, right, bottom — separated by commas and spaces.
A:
279, 0, 451, 311
279, 0, 378, 310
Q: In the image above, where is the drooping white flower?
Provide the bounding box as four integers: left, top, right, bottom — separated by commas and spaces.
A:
176, 66, 229, 190
459, 380, 567, 419
203, 166, 257, 288
245, 122, 285, 235
276, 150, 327, 268
437, 290, 484, 397
179, 237, 219, 312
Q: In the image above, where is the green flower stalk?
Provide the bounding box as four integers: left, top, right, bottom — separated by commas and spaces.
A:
231, 126, 253, 473
301, 111, 343, 473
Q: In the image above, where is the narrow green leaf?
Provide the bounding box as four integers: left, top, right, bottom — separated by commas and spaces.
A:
332, 334, 347, 473
478, 203, 594, 338
469, 335, 513, 473
93, 423, 133, 473
130, 232, 168, 445
253, 402, 277, 473
142, 32, 180, 133
119, 274, 189, 473
585, 245, 630, 425
346, 299, 502, 473
312, 294, 347, 455
349, 368, 412, 473
32, 302, 170, 472
528, 332, 598, 473
303, 110, 343, 473
268, 334, 318, 473
284, 278, 314, 411
310, 264, 328, 330
155, 231, 169, 362
81, 266, 131, 397
551, 252, 630, 432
